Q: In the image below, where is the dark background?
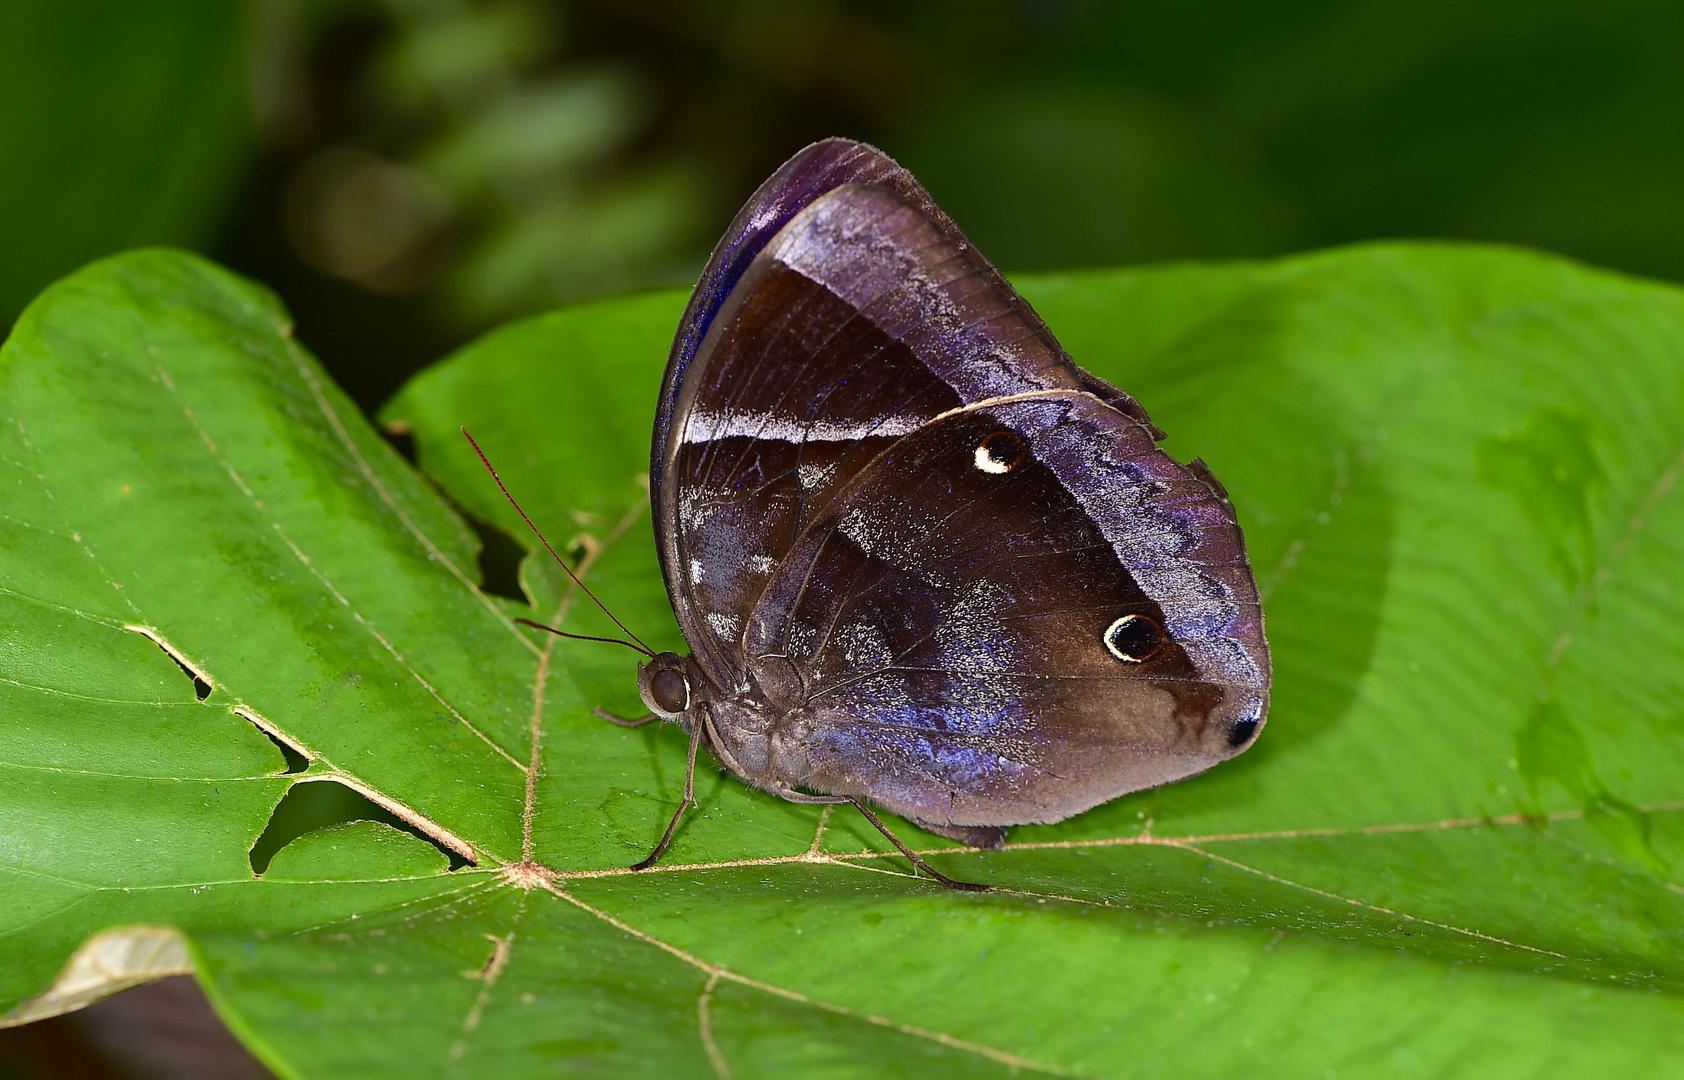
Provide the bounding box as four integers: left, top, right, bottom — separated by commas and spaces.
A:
5, 1, 1684, 1076
6, 0, 1684, 415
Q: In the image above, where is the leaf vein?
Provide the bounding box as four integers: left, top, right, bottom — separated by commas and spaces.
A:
538, 879, 1096, 1078
274, 331, 543, 657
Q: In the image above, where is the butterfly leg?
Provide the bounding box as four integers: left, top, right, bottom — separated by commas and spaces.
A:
848, 800, 989, 892
631, 721, 704, 871
769, 785, 847, 805
594, 706, 657, 728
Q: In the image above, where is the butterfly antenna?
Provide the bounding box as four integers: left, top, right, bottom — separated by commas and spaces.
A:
461, 427, 656, 658
513, 617, 651, 657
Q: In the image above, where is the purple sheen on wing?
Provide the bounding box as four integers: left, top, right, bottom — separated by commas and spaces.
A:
654, 140, 912, 496
761, 185, 1072, 402
812, 726, 1035, 810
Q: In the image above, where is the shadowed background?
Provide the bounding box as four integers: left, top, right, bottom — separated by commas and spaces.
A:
3, 1, 1683, 1076
6, 0, 1684, 413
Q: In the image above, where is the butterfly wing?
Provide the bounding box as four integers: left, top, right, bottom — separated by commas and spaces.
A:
740, 393, 1270, 840
655, 142, 1154, 687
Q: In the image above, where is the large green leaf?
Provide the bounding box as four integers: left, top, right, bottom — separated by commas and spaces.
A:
3, 246, 1683, 1077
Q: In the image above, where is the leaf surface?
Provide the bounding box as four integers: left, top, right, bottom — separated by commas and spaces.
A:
3, 246, 1683, 1077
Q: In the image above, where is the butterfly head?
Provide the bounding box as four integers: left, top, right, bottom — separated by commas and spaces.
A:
638, 652, 696, 718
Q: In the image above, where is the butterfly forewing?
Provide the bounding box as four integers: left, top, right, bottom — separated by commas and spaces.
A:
661, 179, 1114, 685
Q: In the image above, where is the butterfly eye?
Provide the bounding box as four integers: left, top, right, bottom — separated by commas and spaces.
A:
650, 667, 690, 713
974, 430, 1028, 474
1103, 614, 1164, 663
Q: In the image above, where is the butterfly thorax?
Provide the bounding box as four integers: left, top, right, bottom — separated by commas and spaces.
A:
637, 651, 802, 793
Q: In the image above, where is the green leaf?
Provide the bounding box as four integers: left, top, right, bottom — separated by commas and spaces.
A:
4, 244, 1683, 1077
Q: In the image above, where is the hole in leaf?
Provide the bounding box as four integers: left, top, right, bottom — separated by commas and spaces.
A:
237, 711, 310, 774
250, 779, 472, 875
464, 513, 528, 603
381, 419, 418, 465
126, 626, 212, 701
377, 429, 531, 603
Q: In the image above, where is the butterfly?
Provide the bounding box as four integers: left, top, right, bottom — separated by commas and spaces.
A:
483, 138, 1270, 890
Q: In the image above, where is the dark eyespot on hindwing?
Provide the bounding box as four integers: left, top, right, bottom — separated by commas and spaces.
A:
1103, 614, 1165, 663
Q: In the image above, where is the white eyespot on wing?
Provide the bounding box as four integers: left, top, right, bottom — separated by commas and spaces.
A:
974, 444, 1010, 474
748, 553, 777, 574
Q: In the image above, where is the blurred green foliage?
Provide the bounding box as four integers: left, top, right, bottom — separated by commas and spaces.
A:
890, 0, 1684, 278
279, 0, 712, 325
0, 0, 253, 330
7, 0, 1684, 397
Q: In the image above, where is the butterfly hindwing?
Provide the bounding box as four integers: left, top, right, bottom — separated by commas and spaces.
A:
725, 393, 1267, 839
